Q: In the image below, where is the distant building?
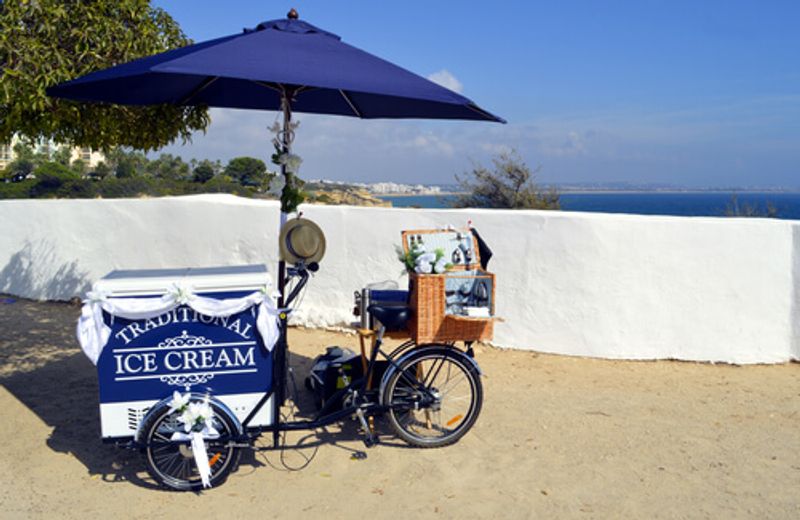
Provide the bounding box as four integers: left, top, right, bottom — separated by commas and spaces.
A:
0, 134, 105, 171
0, 143, 12, 169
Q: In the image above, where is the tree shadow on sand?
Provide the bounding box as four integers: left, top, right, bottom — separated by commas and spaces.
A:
0, 301, 406, 490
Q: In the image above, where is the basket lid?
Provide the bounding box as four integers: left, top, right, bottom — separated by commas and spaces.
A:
402, 228, 481, 271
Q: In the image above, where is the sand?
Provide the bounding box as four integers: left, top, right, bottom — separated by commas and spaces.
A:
0, 297, 797, 519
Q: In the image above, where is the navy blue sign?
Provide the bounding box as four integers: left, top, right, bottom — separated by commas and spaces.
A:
97, 293, 272, 404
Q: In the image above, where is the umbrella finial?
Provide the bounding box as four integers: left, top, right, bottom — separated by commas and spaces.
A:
287, 8, 299, 20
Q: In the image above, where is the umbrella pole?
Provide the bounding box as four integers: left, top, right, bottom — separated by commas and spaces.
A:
274, 89, 292, 447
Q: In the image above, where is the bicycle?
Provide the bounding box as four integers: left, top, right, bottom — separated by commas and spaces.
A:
135, 261, 484, 491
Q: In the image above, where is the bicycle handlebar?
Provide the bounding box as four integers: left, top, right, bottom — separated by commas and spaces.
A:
285, 261, 318, 307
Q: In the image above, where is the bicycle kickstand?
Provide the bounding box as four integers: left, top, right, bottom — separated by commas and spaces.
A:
355, 407, 378, 448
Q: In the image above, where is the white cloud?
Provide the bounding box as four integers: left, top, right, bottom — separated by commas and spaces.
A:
426, 69, 464, 93
151, 95, 800, 187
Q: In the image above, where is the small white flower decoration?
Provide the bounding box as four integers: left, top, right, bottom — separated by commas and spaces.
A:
179, 400, 215, 432
169, 284, 194, 305
168, 392, 215, 433
268, 174, 286, 197
168, 391, 190, 413
277, 152, 303, 173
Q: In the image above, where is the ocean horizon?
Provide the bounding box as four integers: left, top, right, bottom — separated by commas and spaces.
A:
378, 191, 800, 220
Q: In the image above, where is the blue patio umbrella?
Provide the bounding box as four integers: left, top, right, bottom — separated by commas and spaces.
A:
48, 11, 504, 123
48, 10, 503, 218
48, 9, 504, 439
47, 6, 504, 284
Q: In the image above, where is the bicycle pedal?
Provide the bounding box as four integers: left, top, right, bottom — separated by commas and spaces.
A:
362, 436, 377, 448
350, 451, 368, 460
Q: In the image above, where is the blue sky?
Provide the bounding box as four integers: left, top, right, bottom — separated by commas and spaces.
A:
153, 1, 800, 187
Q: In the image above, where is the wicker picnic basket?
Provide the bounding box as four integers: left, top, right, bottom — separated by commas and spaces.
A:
402, 229, 496, 343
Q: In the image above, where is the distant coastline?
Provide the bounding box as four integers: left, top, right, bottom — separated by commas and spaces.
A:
378, 191, 800, 220
378, 191, 464, 197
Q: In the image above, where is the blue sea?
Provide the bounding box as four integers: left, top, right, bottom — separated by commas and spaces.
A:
379, 192, 800, 220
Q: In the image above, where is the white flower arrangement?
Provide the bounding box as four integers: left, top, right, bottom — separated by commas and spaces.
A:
277, 152, 303, 173
268, 174, 286, 197
397, 245, 453, 274
268, 118, 306, 213
167, 391, 218, 488
168, 391, 215, 433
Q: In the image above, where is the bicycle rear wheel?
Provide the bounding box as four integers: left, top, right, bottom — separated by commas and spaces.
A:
383, 346, 482, 448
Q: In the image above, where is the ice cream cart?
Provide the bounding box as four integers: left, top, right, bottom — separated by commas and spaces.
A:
77, 225, 491, 491
79, 265, 279, 489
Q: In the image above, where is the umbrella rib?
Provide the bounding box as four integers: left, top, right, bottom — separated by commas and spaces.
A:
295, 85, 318, 95
253, 80, 283, 93
252, 82, 318, 96
338, 89, 362, 118
177, 76, 219, 105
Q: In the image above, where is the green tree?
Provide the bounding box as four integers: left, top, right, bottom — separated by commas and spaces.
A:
451, 151, 560, 210
0, 0, 209, 151
5, 158, 35, 181
224, 157, 269, 188
51, 145, 72, 166
146, 153, 190, 180
192, 159, 216, 183
106, 147, 147, 178
71, 159, 87, 177
12, 141, 35, 162
29, 161, 79, 197
90, 161, 112, 181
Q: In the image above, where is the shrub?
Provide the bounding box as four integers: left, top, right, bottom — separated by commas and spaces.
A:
0, 179, 34, 199
724, 195, 778, 218
97, 176, 161, 198
29, 162, 80, 197
451, 151, 559, 210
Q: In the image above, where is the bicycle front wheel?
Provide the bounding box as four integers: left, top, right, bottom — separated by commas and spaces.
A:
383, 346, 482, 448
141, 400, 242, 491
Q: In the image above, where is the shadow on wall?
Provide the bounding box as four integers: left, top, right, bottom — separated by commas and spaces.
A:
0, 240, 90, 300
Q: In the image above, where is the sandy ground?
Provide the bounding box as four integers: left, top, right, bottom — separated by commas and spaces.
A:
0, 297, 797, 519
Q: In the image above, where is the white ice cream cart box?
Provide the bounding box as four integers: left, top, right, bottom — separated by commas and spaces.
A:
82, 265, 278, 440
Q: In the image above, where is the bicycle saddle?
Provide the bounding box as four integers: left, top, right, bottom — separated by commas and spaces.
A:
367, 304, 410, 331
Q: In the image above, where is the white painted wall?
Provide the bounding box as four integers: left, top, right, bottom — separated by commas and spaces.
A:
1, 194, 797, 364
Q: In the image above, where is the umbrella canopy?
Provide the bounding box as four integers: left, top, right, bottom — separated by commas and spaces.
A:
47, 15, 504, 123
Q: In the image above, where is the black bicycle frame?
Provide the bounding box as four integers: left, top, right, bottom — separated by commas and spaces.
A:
247, 264, 447, 446
243, 324, 430, 443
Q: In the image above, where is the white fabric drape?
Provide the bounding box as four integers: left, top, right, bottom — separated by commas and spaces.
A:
76, 284, 280, 364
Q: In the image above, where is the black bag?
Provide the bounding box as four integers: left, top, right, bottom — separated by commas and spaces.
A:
305, 347, 363, 410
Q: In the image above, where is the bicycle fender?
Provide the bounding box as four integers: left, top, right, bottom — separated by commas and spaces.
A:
134, 391, 244, 443
378, 345, 483, 405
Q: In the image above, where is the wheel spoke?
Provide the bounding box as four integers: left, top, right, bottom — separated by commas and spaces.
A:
162, 451, 183, 477
152, 431, 172, 442
422, 356, 446, 387
439, 373, 468, 397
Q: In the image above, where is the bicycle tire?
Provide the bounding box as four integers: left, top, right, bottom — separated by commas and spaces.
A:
383, 346, 482, 448
141, 399, 242, 491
